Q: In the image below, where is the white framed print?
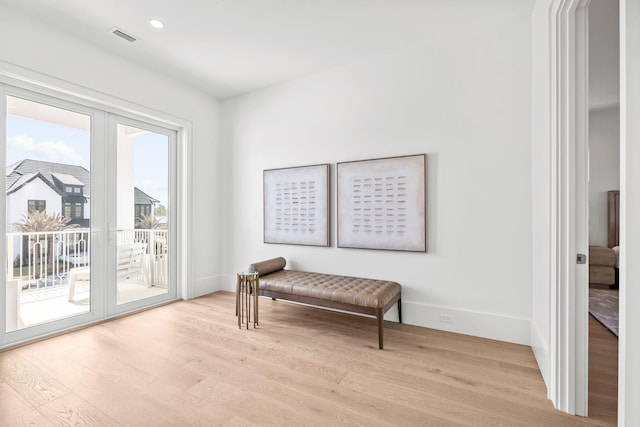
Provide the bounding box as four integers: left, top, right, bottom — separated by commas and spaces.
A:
337, 154, 426, 252
263, 164, 330, 247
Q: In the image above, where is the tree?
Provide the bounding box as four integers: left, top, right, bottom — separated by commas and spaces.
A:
12, 210, 79, 279
154, 204, 167, 217
13, 210, 79, 233
135, 213, 167, 229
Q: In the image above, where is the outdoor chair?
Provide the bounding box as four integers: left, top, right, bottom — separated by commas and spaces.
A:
68, 242, 149, 301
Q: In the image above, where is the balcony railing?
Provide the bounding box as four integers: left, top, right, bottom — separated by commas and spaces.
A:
6, 228, 168, 291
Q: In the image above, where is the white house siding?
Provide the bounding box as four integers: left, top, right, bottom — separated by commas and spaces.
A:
6, 179, 61, 229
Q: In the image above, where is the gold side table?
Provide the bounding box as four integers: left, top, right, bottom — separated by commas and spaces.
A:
236, 272, 259, 329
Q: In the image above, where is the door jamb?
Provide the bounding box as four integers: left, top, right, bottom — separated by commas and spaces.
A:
542, 0, 590, 415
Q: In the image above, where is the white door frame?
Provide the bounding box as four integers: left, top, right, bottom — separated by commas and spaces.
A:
619, 0, 639, 422
537, 0, 590, 416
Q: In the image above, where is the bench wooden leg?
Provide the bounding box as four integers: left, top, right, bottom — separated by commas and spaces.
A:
397, 299, 402, 324
376, 308, 383, 350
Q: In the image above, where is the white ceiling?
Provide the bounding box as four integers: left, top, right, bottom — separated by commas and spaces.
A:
3, 0, 535, 99
1, 0, 462, 99
1, 1, 618, 102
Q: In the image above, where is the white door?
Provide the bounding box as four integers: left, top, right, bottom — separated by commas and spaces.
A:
106, 115, 177, 316
2, 88, 106, 344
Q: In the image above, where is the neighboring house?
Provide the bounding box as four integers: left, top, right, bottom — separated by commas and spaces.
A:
134, 187, 159, 220
6, 159, 90, 229
6, 158, 158, 229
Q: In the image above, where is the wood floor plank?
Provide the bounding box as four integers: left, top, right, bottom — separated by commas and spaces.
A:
587, 316, 618, 426
184, 346, 403, 426
57, 366, 197, 426
0, 380, 54, 426
37, 393, 121, 426
69, 331, 205, 392
342, 370, 588, 427
0, 291, 617, 426
336, 372, 523, 427
14, 343, 87, 381
0, 352, 71, 407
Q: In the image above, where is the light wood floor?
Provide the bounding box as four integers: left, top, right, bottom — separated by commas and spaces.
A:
588, 315, 618, 425
0, 291, 618, 426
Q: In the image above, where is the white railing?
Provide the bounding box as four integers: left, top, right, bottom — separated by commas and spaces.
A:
117, 229, 168, 287
6, 228, 168, 291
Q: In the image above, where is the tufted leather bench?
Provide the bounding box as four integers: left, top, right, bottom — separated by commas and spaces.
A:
249, 257, 402, 349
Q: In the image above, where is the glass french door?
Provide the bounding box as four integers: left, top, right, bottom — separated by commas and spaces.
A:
3, 91, 100, 341
2, 87, 178, 346
107, 116, 177, 314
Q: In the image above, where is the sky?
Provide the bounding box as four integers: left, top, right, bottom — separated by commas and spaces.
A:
6, 115, 169, 207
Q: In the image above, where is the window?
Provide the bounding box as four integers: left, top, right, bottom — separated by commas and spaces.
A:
135, 204, 151, 219
28, 200, 46, 213
64, 202, 83, 219
65, 186, 73, 193
74, 187, 81, 193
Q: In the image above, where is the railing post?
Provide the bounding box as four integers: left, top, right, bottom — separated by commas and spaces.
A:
7, 235, 14, 280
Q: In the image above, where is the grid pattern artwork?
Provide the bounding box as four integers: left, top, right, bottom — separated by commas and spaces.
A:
337, 154, 426, 252
263, 164, 329, 246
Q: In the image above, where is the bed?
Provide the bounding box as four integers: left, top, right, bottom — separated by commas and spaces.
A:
248, 257, 402, 349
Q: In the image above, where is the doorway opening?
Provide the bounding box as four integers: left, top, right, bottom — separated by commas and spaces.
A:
587, 0, 620, 422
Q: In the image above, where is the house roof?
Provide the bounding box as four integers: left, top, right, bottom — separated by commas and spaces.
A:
6, 159, 90, 197
134, 187, 160, 206
6, 172, 61, 196
52, 172, 84, 186
6, 159, 161, 205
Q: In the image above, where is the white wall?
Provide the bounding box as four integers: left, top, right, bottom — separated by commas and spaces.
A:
0, 6, 222, 298
589, 0, 620, 110
589, 107, 620, 247
222, 2, 534, 345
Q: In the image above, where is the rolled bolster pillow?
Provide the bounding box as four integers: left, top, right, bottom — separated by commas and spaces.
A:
248, 257, 286, 276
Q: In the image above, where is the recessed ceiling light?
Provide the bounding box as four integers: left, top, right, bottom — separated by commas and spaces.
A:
150, 19, 164, 29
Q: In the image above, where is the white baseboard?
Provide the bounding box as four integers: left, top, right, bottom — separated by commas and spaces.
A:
220, 274, 238, 293
530, 321, 550, 392
191, 275, 221, 299
401, 301, 531, 345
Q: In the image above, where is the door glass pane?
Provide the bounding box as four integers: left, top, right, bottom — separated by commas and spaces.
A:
5, 96, 91, 331
116, 124, 169, 305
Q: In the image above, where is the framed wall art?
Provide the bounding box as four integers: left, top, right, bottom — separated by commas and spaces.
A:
264, 163, 330, 247
337, 154, 426, 252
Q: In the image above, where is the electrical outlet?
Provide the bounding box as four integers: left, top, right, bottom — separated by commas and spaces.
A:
440, 313, 453, 323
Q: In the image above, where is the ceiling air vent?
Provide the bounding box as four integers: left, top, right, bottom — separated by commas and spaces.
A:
109, 27, 137, 43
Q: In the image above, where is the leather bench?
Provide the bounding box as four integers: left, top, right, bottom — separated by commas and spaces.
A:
249, 257, 402, 349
